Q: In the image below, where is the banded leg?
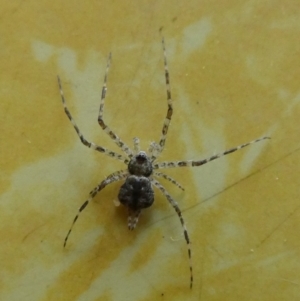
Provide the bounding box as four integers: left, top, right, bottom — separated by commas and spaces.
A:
152, 179, 193, 289
133, 137, 140, 154
153, 136, 270, 169
63, 170, 128, 247
152, 38, 173, 161
128, 208, 141, 230
98, 53, 133, 157
154, 172, 185, 191
149, 141, 162, 160
58, 76, 129, 164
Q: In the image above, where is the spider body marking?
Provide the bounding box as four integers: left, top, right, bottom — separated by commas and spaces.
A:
58, 38, 270, 289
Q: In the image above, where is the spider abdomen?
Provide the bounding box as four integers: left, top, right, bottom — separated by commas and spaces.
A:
118, 175, 154, 211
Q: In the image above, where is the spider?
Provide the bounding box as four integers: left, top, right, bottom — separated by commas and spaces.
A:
58, 38, 270, 289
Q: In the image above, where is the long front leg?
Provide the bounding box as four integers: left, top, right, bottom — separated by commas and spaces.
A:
152, 38, 173, 161
58, 76, 129, 164
98, 53, 133, 157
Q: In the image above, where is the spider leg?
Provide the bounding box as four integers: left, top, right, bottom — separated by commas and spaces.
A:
149, 141, 162, 160
128, 208, 141, 230
153, 136, 270, 169
63, 170, 128, 247
152, 179, 193, 289
58, 76, 129, 164
152, 38, 173, 161
133, 137, 140, 154
154, 172, 185, 191
98, 53, 134, 157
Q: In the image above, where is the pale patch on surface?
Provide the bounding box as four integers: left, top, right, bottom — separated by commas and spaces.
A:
271, 17, 300, 29
245, 55, 272, 86
284, 91, 300, 116
32, 40, 54, 62
255, 251, 296, 268
1, 149, 81, 209
182, 18, 212, 58
215, 221, 246, 253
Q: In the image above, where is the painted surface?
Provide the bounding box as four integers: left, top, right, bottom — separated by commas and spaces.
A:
1, 1, 299, 300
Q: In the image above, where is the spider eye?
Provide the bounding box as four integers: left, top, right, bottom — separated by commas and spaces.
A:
136, 155, 146, 164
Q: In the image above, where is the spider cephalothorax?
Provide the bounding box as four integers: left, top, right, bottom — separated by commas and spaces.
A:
58, 37, 269, 288
128, 151, 153, 176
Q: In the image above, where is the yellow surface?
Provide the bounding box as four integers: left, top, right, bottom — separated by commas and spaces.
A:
1, 1, 300, 300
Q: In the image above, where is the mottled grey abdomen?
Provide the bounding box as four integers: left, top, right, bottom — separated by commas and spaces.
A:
118, 175, 154, 211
